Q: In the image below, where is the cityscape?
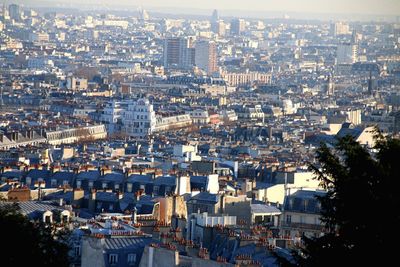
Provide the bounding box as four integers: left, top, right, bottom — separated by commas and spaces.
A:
0, 1, 399, 266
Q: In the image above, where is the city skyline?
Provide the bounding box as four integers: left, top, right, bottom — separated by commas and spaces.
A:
4, 0, 400, 17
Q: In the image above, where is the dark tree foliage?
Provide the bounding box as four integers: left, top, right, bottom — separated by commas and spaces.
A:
0, 203, 71, 267
301, 134, 400, 266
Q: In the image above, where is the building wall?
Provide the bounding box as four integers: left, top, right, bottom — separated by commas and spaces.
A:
139, 246, 178, 267
224, 201, 252, 226
123, 99, 156, 138
357, 127, 376, 147
281, 211, 323, 238
254, 184, 286, 204
195, 40, 218, 74
139, 246, 233, 267
337, 43, 358, 64
46, 125, 107, 145
81, 236, 106, 267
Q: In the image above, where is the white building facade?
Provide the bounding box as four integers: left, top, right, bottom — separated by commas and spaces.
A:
123, 99, 156, 138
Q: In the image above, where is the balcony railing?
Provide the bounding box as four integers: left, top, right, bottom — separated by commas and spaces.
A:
280, 222, 324, 231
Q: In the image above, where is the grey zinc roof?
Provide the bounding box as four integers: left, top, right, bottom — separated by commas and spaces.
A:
284, 190, 326, 214
100, 172, 124, 183
17, 201, 64, 214
51, 171, 75, 181
0, 201, 68, 220
26, 169, 50, 179
103, 236, 153, 251
336, 127, 363, 139
126, 174, 153, 184
153, 175, 176, 186
250, 204, 281, 215
190, 192, 219, 203
1, 171, 23, 179
95, 192, 118, 202
76, 170, 100, 181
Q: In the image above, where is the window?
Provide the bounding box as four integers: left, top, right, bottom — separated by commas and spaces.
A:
102, 182, 108, 189
109, 204, 114, 211
286, 215, 292, 224
127, 183, 133, 193
127, 254, 136, 265
74, 246, 81, 257
153, 186, 159, 195
45, 215, 51, 224
88, 181, 94, 188
51, 179, 57, 186
109, 254, 118, 265
76, 180, 81, 188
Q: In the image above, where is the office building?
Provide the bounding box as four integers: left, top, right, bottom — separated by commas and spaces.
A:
337, 43, 358, 65
195, 40, 218, 75
331, 22, 350, 36
163, 37, 195, 69
230, 18, 246, 35
8, 4, 21, 21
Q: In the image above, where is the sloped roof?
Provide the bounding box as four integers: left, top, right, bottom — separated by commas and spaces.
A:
250, 204, 281, 215
104, 236, 153, 251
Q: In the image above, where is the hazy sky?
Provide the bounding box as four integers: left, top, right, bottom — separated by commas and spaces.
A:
8, 0, 400, 15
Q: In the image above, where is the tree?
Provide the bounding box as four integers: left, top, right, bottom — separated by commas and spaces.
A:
0, 202, 71, 267
301, 134, 400, 266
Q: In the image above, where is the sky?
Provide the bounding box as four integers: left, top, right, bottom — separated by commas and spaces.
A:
6, 0, 400, 16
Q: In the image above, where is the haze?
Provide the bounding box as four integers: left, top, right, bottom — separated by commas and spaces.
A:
8, 0, 400, 16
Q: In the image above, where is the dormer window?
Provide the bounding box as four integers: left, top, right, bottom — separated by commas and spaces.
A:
127, 254, 136, 265
74, 246, 81, 257
153, 186, 159, 195
127, 183, 132, 193
109, 254, 118, 265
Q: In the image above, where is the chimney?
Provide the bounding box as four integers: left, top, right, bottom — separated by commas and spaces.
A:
132, 207, 137, 224
59, 198, 63, 206
135, 191, 140, 201
90, 189, 96, 200
89, 189, 96, 212
73, 188, 84, 201
28, 129, 34, 139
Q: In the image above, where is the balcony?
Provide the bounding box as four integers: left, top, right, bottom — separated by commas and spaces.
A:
280, 221, 324, 231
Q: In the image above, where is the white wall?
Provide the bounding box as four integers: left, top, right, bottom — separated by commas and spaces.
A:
206, 174, 219, 194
